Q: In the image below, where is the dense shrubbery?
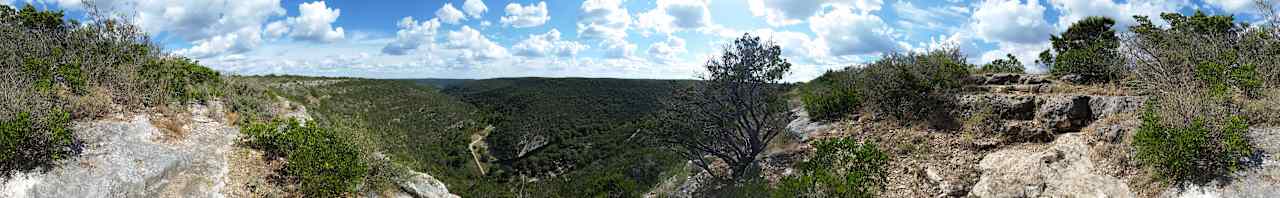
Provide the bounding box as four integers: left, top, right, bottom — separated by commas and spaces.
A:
800, 48, 970, 123
773, 138, 887, 198
977, 53, 1025, 74
1126, 10, 1277, 185
1133, 104, 1253, 183
0, 4, 224, 175
799, 69, 863, 121
242, 119, 368, 197
1044, 16, 1126, 83
860, 48, 971, 122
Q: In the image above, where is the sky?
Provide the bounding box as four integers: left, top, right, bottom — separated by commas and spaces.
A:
2, 0, 1274, 82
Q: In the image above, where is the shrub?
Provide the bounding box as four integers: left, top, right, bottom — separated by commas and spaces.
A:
772, 138, 887, 198
0, 109, 78, 175
859, 47, 970, 122
1133, 104, 1253, 184
242, 119, 368, 197
799, 69, 863, 121
1046, 16, 1125, 83
977, 53, 1025, 74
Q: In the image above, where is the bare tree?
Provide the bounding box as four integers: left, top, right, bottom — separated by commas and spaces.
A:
653, 33, 792, 181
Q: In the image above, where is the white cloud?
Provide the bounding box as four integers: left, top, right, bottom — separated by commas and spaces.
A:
382, 17, 441, 55
809, 5, 900, 56
176, 27, 263, 58
436, 3, 466, 24
463, 0, 488, 19
501, 1, 550, 28
1205, 0, 1258, 14
444, 26, 509, 62
748, 29, 827, 61
284, 1, 345, 43
648, 35, 687, 62
636, 0, 713, 35
1048, 0, 1189, 31
577, 0, 631, 41
748, 0, 883, 26
893, 1, 968, 32
601, 38, 637, 59
512, 29, 588, 58
265, 21, 289, 38
980, 42, 1051, 73
972, 0, 1054, 44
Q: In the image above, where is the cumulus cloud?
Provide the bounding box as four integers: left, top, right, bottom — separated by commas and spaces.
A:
463, 0, 488, 18
893, 1, 968, 32
636, 0, 712, 36
972, 0, 1053, 44
748, 29, 827, 61
512, 29, 588, 58
283, 1, 345, 43
648, 35, 687, 62
1205, 0, 1258, 14
809, 5, 900, 56
436, 3, 466, 24
601, 38, 636, 59
444, 26, 510, 62
44, 0, 285, 57
748, 0, 883, 26
176, 27, 264, 58
1048, 0, 1189, 31
577, 0, 631, 41
382, 17, 441, 55
501, 1, 550, 28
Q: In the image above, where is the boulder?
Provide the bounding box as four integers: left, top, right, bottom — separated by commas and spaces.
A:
985, 74, 1022, 85
1059, 74, 1084, 84
398, 172, 460, 198
1087, 96, 1144, 119
969, 134, 1134, 197
1036, 96, 1094, 133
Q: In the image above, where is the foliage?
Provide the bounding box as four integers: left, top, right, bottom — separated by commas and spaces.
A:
0, 5, 221, 175
773, 138, 888, 198
654, 33, 793, 181
1133, 104, 1253, 184
442, 77, 685, 197
1125, 10, 1273, 185
799, 68, 863, 121
858, 47, 970, 122
977, 53, 1025, 74
1048, 16, 1124, 83
0, 110, 77, 176
242, 119, 368, 197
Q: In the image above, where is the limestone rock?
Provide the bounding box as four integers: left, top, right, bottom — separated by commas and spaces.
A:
1036, 96, 1094, 133
970, 134, 1133, 197
397, 172, 460, 198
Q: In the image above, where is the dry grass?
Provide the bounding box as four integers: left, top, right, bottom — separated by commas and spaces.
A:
1244, 88, 1280, 126
150, 106, 192, 142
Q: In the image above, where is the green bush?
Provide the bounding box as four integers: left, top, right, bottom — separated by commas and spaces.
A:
772, 138, 887, 198
1046, 16, 1125, 83
1, 110, 78, 175
1133, 104, 1253, 184
859, 48, 970, 121
800, 69, 863, 121
139, 57, 223, 103
243, 119, 368, 197
977, 53, 1025, 74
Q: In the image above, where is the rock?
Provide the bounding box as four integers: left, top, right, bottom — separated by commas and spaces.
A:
398, 172, 460, 198
969, 134, 1134, 197
1087, 96, 1144, 118
1059, 74, 1084, 84
787, 107, 835, 141
1021, 75, 1051, 84
956, 95, 1038, 120
1036, 96, 1094, 133
1002, 121, 1053, 143
985, 74, 1022, 85
1091, 124, 1127, 143
927, 166, 970, 197
1, 103, 239, 197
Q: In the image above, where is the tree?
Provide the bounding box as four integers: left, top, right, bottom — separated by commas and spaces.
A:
654, 33, 793, 181
978, 53, 1025, 74
1048, 16, 1123, 83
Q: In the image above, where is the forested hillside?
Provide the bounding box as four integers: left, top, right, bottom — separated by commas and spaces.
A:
440, 77, 692, 197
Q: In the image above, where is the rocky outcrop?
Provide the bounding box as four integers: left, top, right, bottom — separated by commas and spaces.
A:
397, 172, 461, 198
970, 133, 1134, 197
958, 94, 1144, 134
787, 106, 836, 141
1036, 95, 1095, 133
2, 103, 238, 197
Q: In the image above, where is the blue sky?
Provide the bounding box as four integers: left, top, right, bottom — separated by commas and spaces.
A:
4, 0, 1273, 81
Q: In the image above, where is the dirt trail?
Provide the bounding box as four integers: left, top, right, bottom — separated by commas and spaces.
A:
470, 125, 494, 175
